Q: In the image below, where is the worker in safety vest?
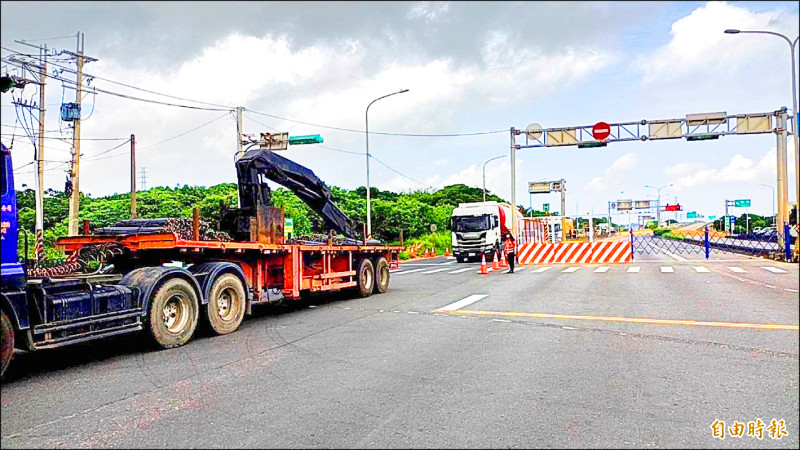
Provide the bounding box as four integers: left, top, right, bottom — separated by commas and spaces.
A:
503, 233, 516, 273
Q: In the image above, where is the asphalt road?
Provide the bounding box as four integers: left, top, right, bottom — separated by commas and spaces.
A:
1, 254, 797, 448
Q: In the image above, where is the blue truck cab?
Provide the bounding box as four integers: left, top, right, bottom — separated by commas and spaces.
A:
1, 143, 146, 378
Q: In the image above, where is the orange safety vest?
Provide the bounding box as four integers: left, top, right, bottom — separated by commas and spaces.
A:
503, 239, 515, 255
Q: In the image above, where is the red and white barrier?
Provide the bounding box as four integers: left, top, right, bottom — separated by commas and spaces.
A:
517, 241, 631, 264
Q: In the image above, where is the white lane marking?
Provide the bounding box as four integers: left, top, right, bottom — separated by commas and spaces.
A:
761, 266, 788, 274
786, 289, 799, 293
627, 266, 640, 273
660, 247, 688, 262
475, 268, 495, 273
531, 267, 551, 273
448, 267, 474, 274
421, 268, 450, 274
435, 294, 488, 312
446, 256, 457, 260
693, 266, 710, 273
561, 267, 580, 273
407, 311, 420, 314
399, 263, 451, 267
660, 266, 674, 273
765, 285, 777, 289
513, 267, 526, 273
491, 319, 511, 323
393, 268, 427, 275
439, 261, 457, 265
594, 266, 610, 273
727, 267, 748, 273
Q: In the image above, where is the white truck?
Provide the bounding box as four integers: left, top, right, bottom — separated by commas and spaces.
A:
449, 201, 517, 263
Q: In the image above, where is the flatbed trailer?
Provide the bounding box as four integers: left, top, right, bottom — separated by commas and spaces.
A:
56, 232, 402, 302
0, 141, 403, 378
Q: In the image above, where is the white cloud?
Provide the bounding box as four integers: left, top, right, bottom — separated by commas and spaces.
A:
663, 161, 706, 178
583, 152, 637, 192
408, 1, 450, 21
671, 143, 796, 190
634, 1, 798, 84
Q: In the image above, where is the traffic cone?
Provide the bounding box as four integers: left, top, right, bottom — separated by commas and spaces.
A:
445, 248, 450, 257
491, 251, 500, 270
480, 253, 489, 274
500, 250, 508, 268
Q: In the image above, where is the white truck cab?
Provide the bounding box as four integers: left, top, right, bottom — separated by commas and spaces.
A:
450, 201, 503, 262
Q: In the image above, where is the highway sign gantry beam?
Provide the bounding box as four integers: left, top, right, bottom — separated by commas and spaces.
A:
516, 110, 793, 149
510, 107, 796, 260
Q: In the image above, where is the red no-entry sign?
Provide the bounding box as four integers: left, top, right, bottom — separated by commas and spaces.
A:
592, 122, 611, 141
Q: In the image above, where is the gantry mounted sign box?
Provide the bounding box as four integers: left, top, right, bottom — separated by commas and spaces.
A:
616, 199, 633, 211
634, 200, 651, 209
529, 182, 553, 194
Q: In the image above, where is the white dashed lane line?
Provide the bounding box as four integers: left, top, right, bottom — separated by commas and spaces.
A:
727, 267, 748, 273
627, 266, 640, 273
448, 267, 474, 274
693, 266, 710, 273
761, 266, 788, 274
594, 266, 610, 273
531, 267, 551, 273
435, 294, 488, 312
660, 266, 674, 273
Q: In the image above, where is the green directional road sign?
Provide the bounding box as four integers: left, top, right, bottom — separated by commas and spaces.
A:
734, 199, 751, 207
709, 215, 716, 220
543, 203, 549, 213
687, 211, 697, 219
288, 134, 323, 145
284, 217, 294, 237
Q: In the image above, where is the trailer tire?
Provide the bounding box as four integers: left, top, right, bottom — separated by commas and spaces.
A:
1, 310, 13, 379
206, 273, 246, 335
373, 257, 390, 294
148, 278, 199, 349
356, 258, 374, 298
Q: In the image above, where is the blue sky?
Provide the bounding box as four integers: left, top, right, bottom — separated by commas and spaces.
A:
1, 1, 798, 223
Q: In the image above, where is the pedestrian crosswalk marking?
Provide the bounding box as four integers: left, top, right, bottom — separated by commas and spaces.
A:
393, 268, 427, 275
627, 266, 640, 273
761, 266, 787, 274
561, 267, 580, 273
594, 266, 610, 273
660, 266, 674, 273
448, 267, 474, 274
531, 267, 551, 273
421, 268, 450, 274
693, 266, 710, 273
728, 267, 748, 273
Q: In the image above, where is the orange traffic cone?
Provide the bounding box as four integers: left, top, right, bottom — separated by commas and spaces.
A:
491, 251, 500, 270
480, 253, 489, 274
444, 248, 450, 257
500, 250, 508, 268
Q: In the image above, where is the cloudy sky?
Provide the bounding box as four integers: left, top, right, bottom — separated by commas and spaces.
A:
2, 1, 798, 222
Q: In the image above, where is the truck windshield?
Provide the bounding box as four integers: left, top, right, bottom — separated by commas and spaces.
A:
453, 215, 490, 232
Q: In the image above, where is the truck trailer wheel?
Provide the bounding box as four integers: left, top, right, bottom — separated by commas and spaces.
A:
1, 310, 13, 379
373, 257, 390, 294
148, 278, 199, 348
356, 258, 375, 297
206, 273, 246, 335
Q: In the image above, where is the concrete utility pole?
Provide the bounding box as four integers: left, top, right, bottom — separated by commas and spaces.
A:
66, 32, 96, 236
235, 106, 243, 160
130, 134, 136, 219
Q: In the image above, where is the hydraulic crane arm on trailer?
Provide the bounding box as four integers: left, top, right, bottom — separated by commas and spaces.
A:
235, 148, 361, 240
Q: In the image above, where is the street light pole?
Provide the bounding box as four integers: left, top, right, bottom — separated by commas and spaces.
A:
725, 29, 799, 238
365, 88, 408, 238
482, 155, 507, 202
645, 184, 673, 226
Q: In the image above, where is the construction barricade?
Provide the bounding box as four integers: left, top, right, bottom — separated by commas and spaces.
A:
516, 241, 632, 265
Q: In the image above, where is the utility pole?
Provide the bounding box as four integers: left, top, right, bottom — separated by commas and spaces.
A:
14, 40, 49, 261
235, 106, 244, 208
130, 134, 136, 218
66, 32, 96, 236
